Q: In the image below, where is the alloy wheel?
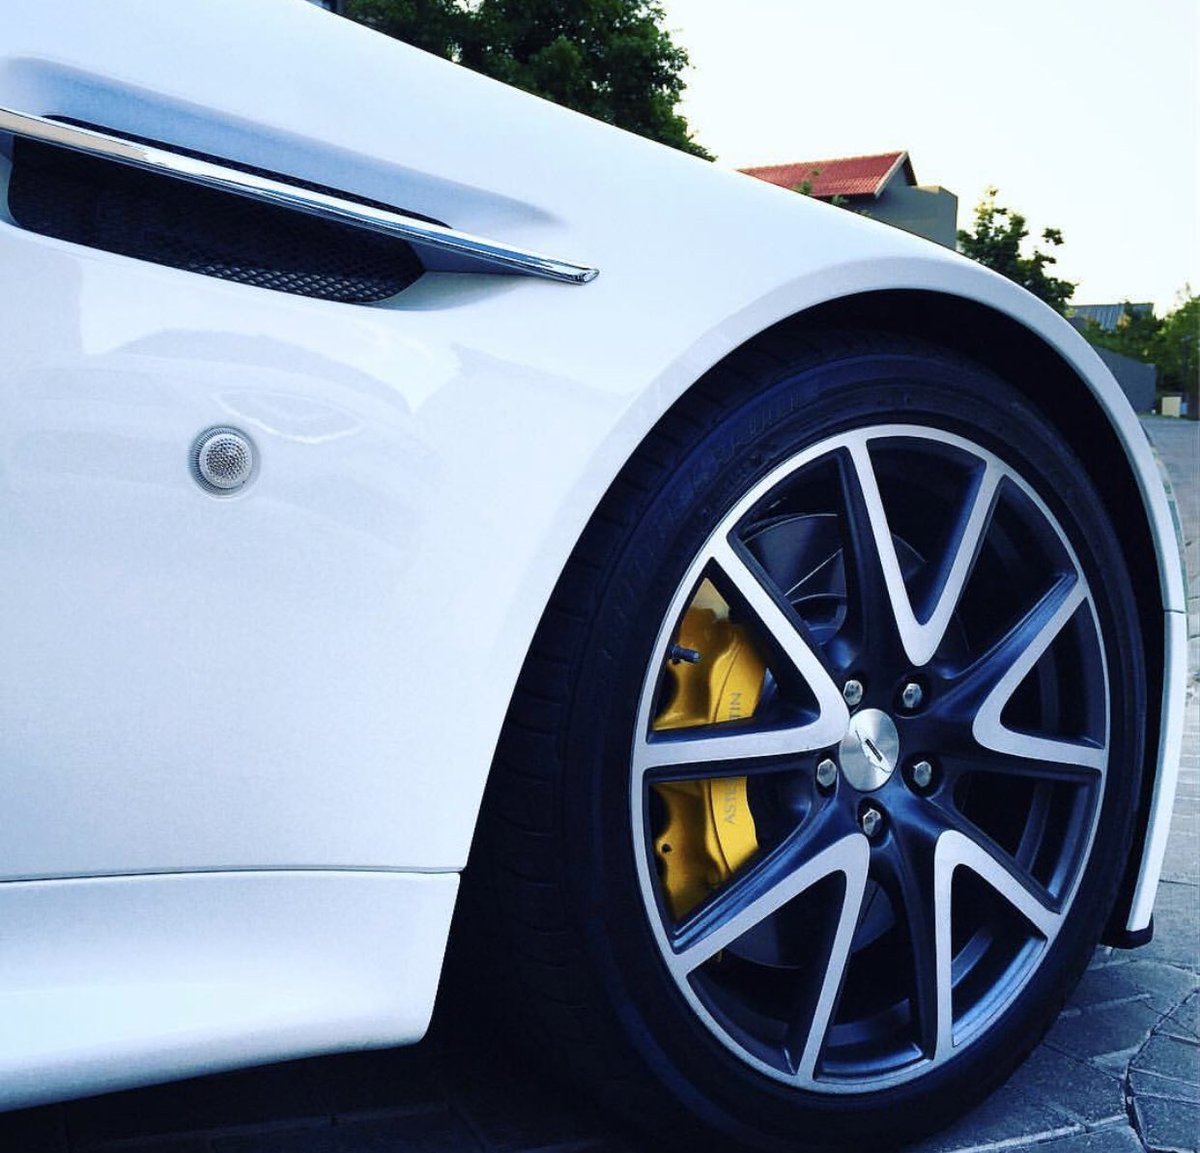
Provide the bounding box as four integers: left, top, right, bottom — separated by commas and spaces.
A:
632, 425, 1109, 1092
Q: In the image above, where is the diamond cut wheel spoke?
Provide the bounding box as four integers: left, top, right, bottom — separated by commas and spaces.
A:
668, 806, 862, 975
636, 724, 828, 777
670, 822, 871, 1084
925, 790, 1062, 917
942, 577, 1106, 771
788, 835, 871, 1082
914, 459, 1002, 665
635, 536, 849, 777
845, 438, 1002, 669
837, 443, 905, 666
941, 749, 1099, 789
874, 813, 952, 1060
712, 535, 850, 733
887, 801, 1061, 1057
935, 828, 1063, 943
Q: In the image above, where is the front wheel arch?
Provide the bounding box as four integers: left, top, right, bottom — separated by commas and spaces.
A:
457, 330, 1149, 1151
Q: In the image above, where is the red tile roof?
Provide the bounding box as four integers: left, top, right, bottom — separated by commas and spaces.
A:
740, 151, 914, 199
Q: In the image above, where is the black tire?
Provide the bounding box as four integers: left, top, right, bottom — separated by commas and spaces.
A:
466, 332, 1145, 1151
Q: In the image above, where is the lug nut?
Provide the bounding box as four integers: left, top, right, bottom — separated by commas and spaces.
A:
911, 759, 934, 789
816, 757, 838, 789
843, 679, 864, 708
899, 681, 924, 711
860, 807, 884, 838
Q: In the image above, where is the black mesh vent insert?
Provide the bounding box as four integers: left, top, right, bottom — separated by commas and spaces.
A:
7, 134, 425, 303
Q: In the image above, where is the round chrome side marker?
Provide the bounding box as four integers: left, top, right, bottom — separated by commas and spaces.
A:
191, 427, 257, 495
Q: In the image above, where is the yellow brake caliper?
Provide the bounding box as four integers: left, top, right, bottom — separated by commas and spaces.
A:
651, 581, 766, 919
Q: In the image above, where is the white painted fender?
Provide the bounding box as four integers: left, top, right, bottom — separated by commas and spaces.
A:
0, 0, 1183, 1107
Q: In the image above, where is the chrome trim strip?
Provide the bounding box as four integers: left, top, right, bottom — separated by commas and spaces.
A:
0, 106, 599, 286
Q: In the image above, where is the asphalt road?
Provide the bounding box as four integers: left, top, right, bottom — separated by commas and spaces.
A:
5, 418, 1197, 1153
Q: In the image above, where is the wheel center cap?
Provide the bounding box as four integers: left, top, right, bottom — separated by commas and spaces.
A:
839, 709, 900, 792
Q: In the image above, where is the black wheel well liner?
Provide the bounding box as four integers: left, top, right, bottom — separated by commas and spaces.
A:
738, 288, 1163, 945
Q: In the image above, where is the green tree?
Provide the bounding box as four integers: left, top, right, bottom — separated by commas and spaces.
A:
1081, 302, 1162, 365
344, 0, 466, 58
1084, 292, 1199, 416
957, 188, 1075, 313
1152, 292, 1199, 406
345, 0, 713, 158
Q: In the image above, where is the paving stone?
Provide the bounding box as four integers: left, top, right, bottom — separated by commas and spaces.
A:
901, 1085, 1078, 1153
564, 1142, 641, 1153
1001, 1044, 1126, 1126
67, 1063, 329, 1149
1167, 993, 1200, 1040
89, 1140, 212, 1153
1133, 1032, 1200, 1086
438, 1057, 619, 1153
304, 1048, 445, 1121
211, 1112, 481, 1152
511, 1144, 639, 1153
1045, 997, 1164, 1064
421, 995, 628, 1153
1131, 882, 1200, 974
1161, 1015, 1200, 1044
1132, 1094, 1200, 1152
1130, 1067, 1200, 1104
1066, 964, 1155, 1011
1115, 961, 1199, 1014
999, 1126, 1144, 1153
1162, 834, 1200, 885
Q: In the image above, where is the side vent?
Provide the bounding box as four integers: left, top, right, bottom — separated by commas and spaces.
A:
0, 106, 599, 291
8, 132, 424, 303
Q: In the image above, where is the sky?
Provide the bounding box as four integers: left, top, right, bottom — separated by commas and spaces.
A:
659, 0, 1198, 314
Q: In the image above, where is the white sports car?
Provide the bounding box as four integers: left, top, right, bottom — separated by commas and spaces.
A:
0, 2, 1187, 1149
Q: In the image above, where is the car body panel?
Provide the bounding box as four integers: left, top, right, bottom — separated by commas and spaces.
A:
0, 0, 1184, 1110
0, 870, 457, 1110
